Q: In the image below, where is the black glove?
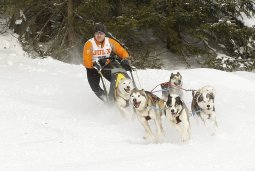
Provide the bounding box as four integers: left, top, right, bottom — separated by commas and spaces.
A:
98, 58, 107, 67
93, 61, 102, 71
120, 59, 132, 71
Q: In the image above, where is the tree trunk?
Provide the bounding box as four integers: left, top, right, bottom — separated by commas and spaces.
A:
67, 0, 75, 47
112, 0, 122, 17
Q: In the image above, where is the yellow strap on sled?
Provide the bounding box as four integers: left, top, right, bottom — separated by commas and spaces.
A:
114, 73, 126, 97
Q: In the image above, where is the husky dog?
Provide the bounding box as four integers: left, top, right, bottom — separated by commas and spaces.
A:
115, 78, 134, 118
130, 88, 165, 141
161, 72, 183, 100
165, 94, 190, 142
191, 85, 217, 134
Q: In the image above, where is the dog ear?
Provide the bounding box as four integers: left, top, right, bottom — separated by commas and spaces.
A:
176, 96, 183, 105
139, 89, 146, 96
167, 94, 171, 100
130, 88, 136, 95
198, 94, 203, 102
177, 72, 182, 79
166, 94, 172, 106
192, 90, 196, 97
170, 73, 175, 80
208, 92, 215, 100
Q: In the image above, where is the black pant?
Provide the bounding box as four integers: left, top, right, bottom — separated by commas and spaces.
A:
86, 64, 112, 100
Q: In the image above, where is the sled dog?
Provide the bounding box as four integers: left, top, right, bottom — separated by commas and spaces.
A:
191, 85, 218, 134
115, 77, 134, 118
161, 72, 183, 100
130, 88, 165, 141
165, 94, 190, 142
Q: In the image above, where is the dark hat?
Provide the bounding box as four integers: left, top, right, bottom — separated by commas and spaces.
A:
94, 23, 107, 34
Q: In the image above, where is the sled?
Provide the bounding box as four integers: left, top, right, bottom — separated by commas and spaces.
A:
96, 56, 136, 103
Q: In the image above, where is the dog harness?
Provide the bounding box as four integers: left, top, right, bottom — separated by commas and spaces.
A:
176, 115, 182, 124
143, 102, 151, 121
134, 91, 163, 121
174, 108, 184, 124
145, 116, 151, 120
143, 92, 160, 121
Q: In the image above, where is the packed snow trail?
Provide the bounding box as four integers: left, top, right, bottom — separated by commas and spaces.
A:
1, 32, 255, 171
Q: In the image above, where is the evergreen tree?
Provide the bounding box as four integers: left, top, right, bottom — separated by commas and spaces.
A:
3, 0, 255, 70
136, 0, 255, 70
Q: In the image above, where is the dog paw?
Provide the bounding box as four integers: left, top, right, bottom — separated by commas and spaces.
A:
157, 132, 165, 139
181, 135, 190, 142
209, 127, 218, 135
143, 134, 156, 142
181, 138, 188, 142
142, 133, 150, 139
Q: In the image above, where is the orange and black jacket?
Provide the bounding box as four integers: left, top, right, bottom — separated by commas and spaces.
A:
83, 37, 129, 68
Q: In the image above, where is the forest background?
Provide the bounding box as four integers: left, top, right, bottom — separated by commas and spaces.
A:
1, 0, 254, 71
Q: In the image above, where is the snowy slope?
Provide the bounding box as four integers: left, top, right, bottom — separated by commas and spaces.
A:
1, 32, 255, 171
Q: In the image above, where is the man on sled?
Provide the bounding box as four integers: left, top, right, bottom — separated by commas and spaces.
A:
83, 23, 132, 103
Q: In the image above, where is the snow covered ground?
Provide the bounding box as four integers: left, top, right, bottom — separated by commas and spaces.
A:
1, 31, 255, 171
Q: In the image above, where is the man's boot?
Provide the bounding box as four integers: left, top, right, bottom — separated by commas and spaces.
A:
95, 89, 108, 103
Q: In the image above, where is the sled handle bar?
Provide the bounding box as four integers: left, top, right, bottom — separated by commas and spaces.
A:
95, 55, 136, 71
96, 56, 118, 62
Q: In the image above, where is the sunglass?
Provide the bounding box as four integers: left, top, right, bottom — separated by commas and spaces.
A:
95, 31, 105, 35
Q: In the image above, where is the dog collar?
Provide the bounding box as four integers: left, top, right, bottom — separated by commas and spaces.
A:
143, 102, 151, 121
